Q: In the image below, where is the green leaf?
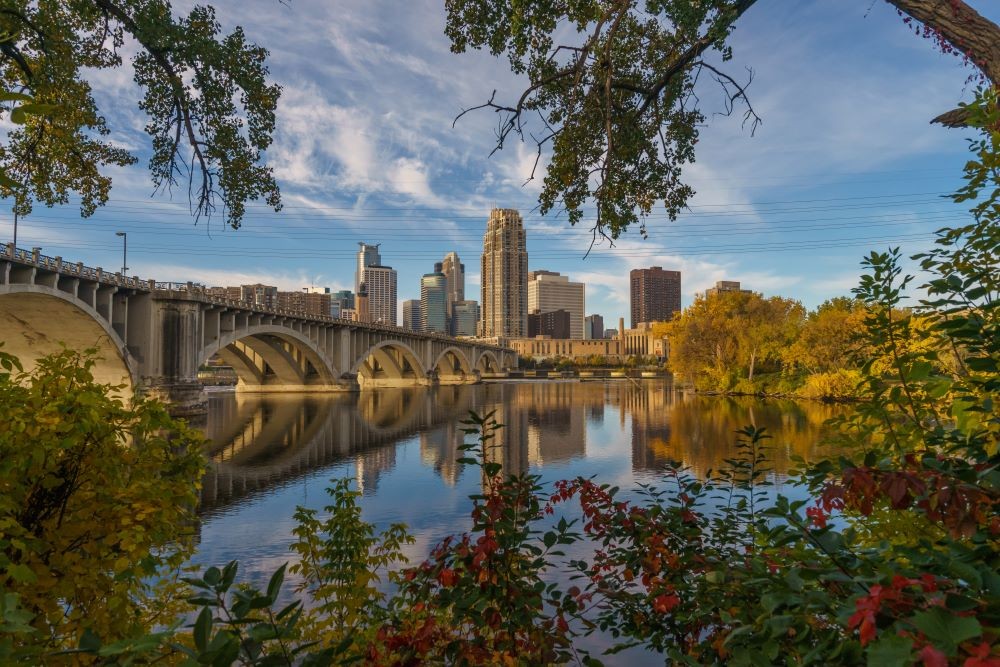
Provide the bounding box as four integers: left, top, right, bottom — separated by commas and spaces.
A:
203, 566, 221, 587
193, 606, 212, 652
78, 628, 101, 653
6, 564, 36, 584
0, 91, 33, 103
266, 563, 287, 603
909, 608, 981, 654
866, 634, 912, 667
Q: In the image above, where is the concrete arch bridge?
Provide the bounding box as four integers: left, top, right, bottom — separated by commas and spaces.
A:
0, 246, 516, 413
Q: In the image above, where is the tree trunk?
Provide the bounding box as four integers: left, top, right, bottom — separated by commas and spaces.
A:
885, 0, 1000, 126
748, 349, 756, 382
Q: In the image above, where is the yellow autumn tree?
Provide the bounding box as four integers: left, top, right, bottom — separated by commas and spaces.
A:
666, 291, 804, 391
0, 348, 205, 655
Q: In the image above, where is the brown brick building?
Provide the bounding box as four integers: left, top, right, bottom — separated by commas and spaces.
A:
528, 309, 571, 339
630, 267, 681, 327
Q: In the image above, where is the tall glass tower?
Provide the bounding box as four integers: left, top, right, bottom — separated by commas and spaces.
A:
420, 271, 448, 334
355, 242, 381, 295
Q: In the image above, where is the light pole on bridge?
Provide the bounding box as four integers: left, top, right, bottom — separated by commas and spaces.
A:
115, 231, 128, 275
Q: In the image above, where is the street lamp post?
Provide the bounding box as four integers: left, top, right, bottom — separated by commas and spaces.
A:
115, 231, 128, 275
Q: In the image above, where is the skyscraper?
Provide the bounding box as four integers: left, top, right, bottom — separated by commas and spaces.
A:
480, 208, 528, 338
420, 271, 448, 334
630, 267, 681, 327
451, 300, 479, 337
332, 289, 354, 319
355, 242, 380, 295
363, 265, 397, 325
402, 299, 421, 332
585, 314, 605, 339
527, 270, 585, 339
441, 251, 465, 322
356, 282, 370, 323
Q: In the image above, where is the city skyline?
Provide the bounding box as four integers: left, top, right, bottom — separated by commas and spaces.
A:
1, 2, 994, 325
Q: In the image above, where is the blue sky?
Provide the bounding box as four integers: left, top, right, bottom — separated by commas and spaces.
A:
3, 1, 997, 325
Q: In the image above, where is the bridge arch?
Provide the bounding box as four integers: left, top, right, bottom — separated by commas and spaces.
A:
431, 346, 475, 383
0, 284, 135, 390
201, 326, 339, 391
475, 349, 501, 374
352, 340, 427, 387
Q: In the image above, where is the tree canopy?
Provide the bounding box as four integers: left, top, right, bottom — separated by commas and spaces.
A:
0, 1, 281, 228
446, 0, 1000, 240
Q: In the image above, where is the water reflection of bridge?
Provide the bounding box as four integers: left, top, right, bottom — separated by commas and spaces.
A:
197, 381, 844, 515
199, 386, 484, 513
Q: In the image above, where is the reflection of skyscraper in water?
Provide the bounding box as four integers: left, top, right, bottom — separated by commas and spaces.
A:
521, 383, 586, 464
420, 422, 464, 486
478, 383, 529, 481
355, 446, 396, 495
627, 385, 676, 472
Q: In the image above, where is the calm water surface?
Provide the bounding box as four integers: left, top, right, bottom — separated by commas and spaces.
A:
191, 380, 843, 661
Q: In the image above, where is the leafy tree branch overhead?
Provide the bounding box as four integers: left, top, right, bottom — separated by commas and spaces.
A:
0, 0, 281, 228
446, 0, 1000, 241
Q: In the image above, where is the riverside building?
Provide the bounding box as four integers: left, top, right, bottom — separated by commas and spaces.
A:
630, 266, 681, 327
402, 299, 421, 332
480, 208, 528, 338
420, 271, 448, 334
527, 270, 585, 339
441, 251, 465, 324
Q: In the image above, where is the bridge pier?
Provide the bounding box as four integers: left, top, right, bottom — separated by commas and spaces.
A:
143, 380, 208, 417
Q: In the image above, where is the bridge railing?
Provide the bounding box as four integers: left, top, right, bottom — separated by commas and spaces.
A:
3, 243, 150, 290
2, 244, 511, 351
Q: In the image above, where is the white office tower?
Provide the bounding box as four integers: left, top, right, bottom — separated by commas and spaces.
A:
528, 270, 586, 339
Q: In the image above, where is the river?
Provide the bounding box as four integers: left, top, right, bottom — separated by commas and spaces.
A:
189, 379, 844, 660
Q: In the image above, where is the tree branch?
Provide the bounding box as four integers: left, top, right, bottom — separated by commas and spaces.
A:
639, 0, 759, 114
885, 0, 1000, 127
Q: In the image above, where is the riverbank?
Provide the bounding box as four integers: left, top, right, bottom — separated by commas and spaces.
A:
482, 368, 668, 381
682, 387, 858, 404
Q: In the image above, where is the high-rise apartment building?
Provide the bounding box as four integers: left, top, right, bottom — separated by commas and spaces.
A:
356, 242, 381, 295
527, 270, 585, 339
630, 267, 681, 327
402, 299, 422, 332
480, 208, 528, 338
451, 300, 479, 337
585, 314, 605, 339
441, 252, 464, 321
420, 271, 448, 334
362, 265, 397, 325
